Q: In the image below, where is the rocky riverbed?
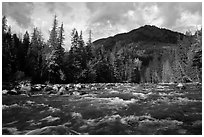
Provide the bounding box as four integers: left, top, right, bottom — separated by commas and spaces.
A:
2, 83, 202, 135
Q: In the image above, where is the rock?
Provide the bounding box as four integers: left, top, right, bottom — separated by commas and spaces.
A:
26, 125, 73, 135
53, 84, 59, 91
71, 112, 82, 119
177, 83, 183, 87
43, 85, 53, 92
26, 100, 35, 104
79, 124, 88, 131
2, 90, 8, 95
74, 84, 83, 90
58, 86, 66, 95
133, 92, 147, 99
91, 87, 97, 90
75, 84, 82, 88
177, 83, 185, 90
47, 107, 61, 113
80, 84, 86, 89
7, 89, 20, 95
47, 90, 58, 95
110, 90, 119, 93
32, 84, 42, 91
20, 83, 32, 96
20, 83, 31, 92
40, 116, 60, 123
73, 91, 80, 96
66, 84, 70, 88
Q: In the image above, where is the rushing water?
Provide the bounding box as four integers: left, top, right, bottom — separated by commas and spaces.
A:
2, 83, 202, 135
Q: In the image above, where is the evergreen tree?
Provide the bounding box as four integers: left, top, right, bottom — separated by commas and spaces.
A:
78, 31, 86, 68
56, 22, 65, 66
2, 16, 7, 34
27, 28, 44, 82
85, 30, 93, 61
11, 34, 21, 72
48, 15, 58, 50
45, 50, 62, 83
67, 29, 81, 83
2, 16, 13, 80
46, 16, 65, 83
130, 58, 142, 83
19, 31, 30, 72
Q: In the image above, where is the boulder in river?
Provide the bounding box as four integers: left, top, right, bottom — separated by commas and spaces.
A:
177, 83, 186, 90
32, 84, 42, 91
2, 90, 8, 95
43, 85, 53, 92
7, 89, 20, 95
58, 86, 66, 95
19, 83, 32, 96
53, 84, 60, 91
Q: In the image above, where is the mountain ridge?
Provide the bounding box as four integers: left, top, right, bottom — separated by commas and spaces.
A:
93, 25, 186, 50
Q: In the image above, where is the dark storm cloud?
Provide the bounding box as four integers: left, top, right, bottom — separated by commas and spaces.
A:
2, 2, 34, 28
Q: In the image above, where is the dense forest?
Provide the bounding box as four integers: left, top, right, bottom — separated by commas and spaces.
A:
2, 15, 202, 84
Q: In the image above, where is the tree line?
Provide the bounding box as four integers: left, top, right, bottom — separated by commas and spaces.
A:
2, 15, 118, 84
2, 16, 202, 84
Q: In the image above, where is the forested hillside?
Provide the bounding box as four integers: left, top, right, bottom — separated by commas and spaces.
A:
93, 25, 202, 83
2, 16, 202, 84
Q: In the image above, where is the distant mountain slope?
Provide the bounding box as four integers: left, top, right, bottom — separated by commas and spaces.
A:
91, 25, 200, 83
93, 25, 185, 50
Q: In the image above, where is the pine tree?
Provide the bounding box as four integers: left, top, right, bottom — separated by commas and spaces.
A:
130, 58, 142, 83
58, 23, 65, 48
2, 16, 13, 80
2, 16, 7, 34
48, 15, 58, 50
56, 22, 65, 66
78, 31, 86, 69
46, 16, 65, 83
85, 30, 93, 61
68, 29, 82, 82
27, 28, 44, 82
19, 31, 30, 72
70, 28, 79, 53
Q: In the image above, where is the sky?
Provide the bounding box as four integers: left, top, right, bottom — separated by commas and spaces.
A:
2, 2, 202, 50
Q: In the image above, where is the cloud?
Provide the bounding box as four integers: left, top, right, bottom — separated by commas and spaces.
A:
86, 2, 135, 25
2, 2, 34, 28
181, 2, 202, 15
2, 2, 202, 49
155, 2, 202, 28
45, 2, 73, 16
85, 2, 201, 40
86, 3, 138, 39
